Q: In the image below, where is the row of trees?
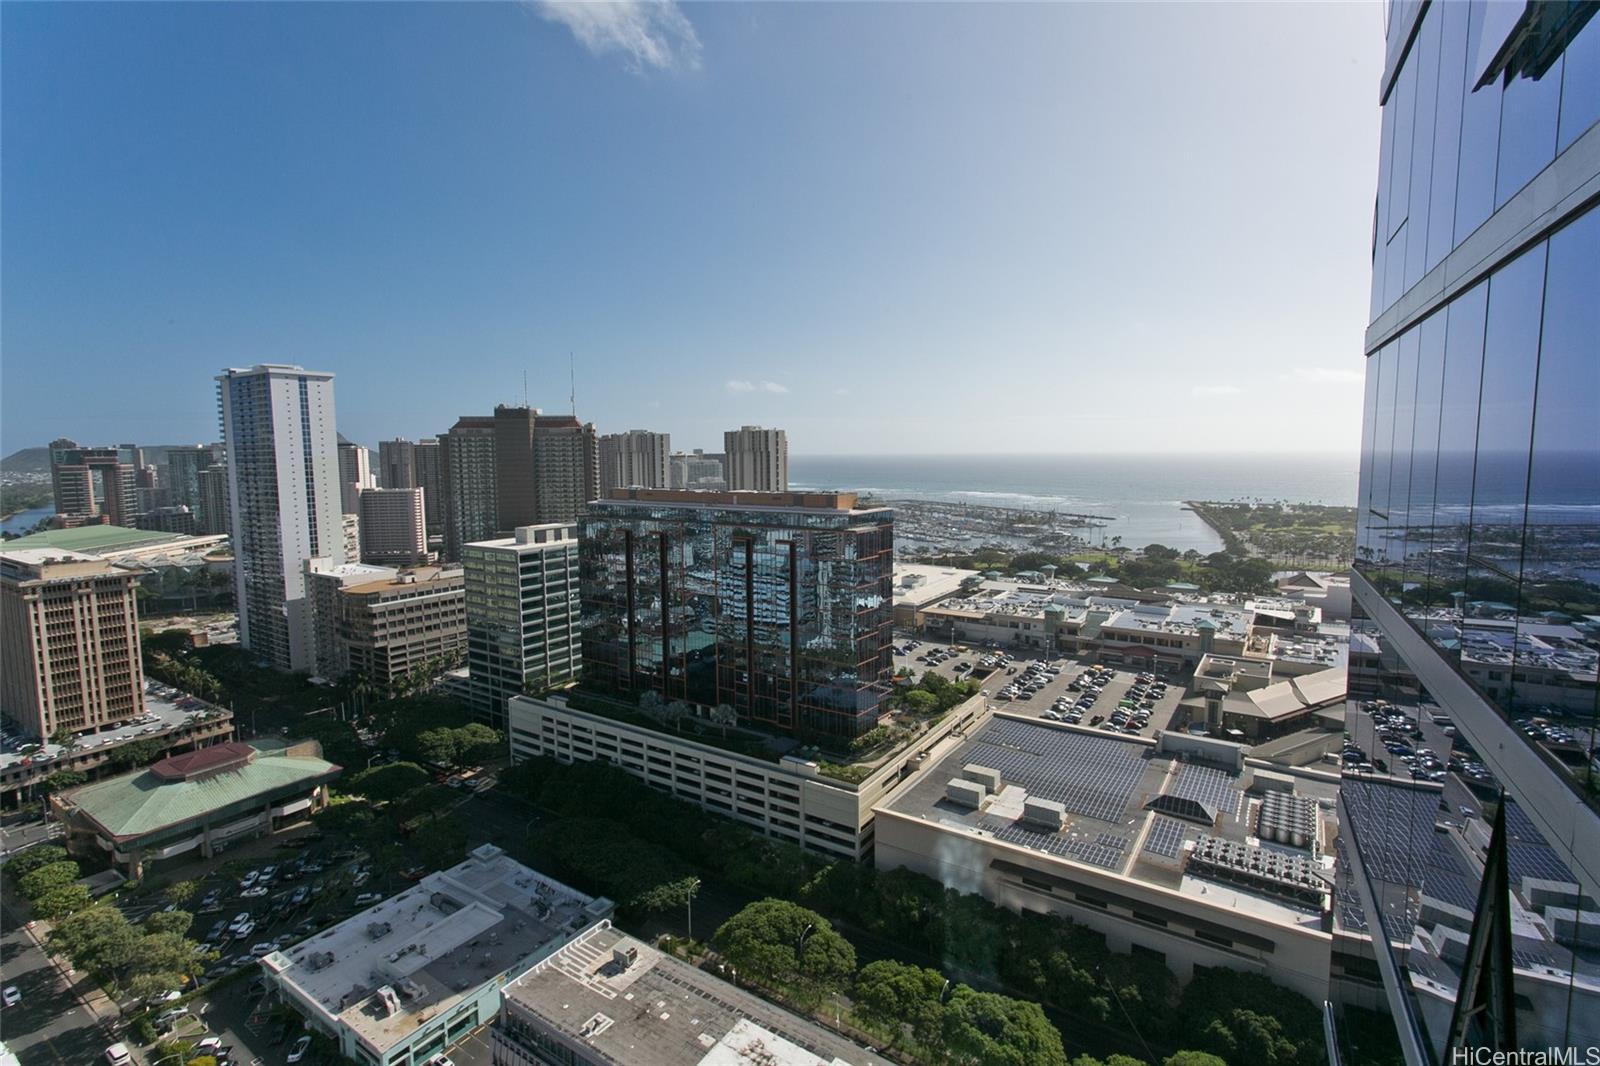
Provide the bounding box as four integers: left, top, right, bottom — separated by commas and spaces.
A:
142, 637, 226, 704
48, 903, 208, 1000
498, 756, 1330, 1066
8, 846, 93, 919
11, 847, 210, 1001
714, 900, 1070, 1066
918, 544, 1278, 595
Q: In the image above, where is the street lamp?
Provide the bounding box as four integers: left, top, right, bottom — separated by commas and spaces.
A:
684, 877, 701, 942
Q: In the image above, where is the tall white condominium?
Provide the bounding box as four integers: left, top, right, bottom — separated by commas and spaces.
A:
217, 364, 345, 672
336, 441, 374, 515
723, 425, 788, 491
598, 429, 670, 495
463, 524, 580, 727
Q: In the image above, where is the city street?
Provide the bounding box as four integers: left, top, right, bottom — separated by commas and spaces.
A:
1, 896, 124, 1066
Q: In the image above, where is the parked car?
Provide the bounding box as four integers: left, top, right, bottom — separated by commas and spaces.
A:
241, 887, 269, 899
287, 1035, 313, 1064
2, 986, 20, 1007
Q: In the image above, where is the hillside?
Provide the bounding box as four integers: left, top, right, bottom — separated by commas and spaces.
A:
1, 446, 51, 474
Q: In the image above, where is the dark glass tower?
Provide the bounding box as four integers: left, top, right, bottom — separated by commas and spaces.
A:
579, 489, 895, 741
1343, 3, 1600, 1062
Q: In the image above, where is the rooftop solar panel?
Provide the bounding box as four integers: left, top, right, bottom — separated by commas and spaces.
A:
991, 821, 1127, 870
963, 719, 1147, 824
1171, 764, 1234, 817
1143, 816, 1185, 859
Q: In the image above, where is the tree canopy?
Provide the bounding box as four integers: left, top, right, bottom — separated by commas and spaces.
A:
712, 899, 856, 1008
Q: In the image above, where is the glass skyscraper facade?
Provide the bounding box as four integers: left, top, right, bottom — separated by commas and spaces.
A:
1345, 2, 1599, 1062
579, 489, 894, 741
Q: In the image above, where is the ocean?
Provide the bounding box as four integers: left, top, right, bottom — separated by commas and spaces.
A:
788, 453, 1358, 555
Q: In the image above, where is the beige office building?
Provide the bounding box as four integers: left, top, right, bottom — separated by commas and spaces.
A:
0, 548, 146, 739
722, 425, 788, 491
336, 565, 466, 686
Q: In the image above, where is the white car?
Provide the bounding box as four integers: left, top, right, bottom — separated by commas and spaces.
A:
234, 920, 255, 938
426, 1056, 454, 1066
240, 887, 269, 899
287, 1035, 313, 1063
196, 1037, 223, 1054
250, 942, 275, 956
2, 986, 20, 1007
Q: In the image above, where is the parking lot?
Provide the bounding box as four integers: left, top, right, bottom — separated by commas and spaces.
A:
1342, 699, 1495, 806
894, 636, 1188, 739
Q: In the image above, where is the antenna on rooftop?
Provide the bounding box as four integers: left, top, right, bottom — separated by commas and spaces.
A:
523, 369, 529, 408
569, 353, 576, 416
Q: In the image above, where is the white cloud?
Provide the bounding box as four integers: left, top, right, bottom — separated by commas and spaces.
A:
535, 1, 701, 72
1287, 367, 1365, 385
726, 379, 788, 394
834, 387, 851, 397
1191, 384, 1243, 398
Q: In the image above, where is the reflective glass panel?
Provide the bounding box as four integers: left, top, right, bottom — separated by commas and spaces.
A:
1463, 241, 1545, 712
1523, 207, 1600, 788
1428, 281, 1488, 670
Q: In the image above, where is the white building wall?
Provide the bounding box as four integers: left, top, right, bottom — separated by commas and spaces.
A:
219, 365, 344, 672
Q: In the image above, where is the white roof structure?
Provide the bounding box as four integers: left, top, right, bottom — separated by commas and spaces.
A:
263, 845, 609, 1058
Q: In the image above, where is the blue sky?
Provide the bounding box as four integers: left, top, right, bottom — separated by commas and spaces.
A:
1, 2, 1381, 456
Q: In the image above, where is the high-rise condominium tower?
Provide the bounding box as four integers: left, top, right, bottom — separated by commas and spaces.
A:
358, 487, 431, 566
217, 364, 344, 672
0, 549, 146, 738
598, 430, 670, 496
164, 445, 213, 514
440, 415, 498, 563
49, 439, 139, 526
492, 405, 599, 530
723, 426, 788, 492
337, 441, 374, 515
414, 438, 443, 538
463, 524, 581, 726
196, 464, 231, 536
1342, 6, 1599, 1062
378, 438, 417, 490
581, 488, 894, 739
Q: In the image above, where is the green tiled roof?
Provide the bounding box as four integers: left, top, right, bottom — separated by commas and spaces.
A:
3, 524, 182, 553
63, 743, 340, 842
